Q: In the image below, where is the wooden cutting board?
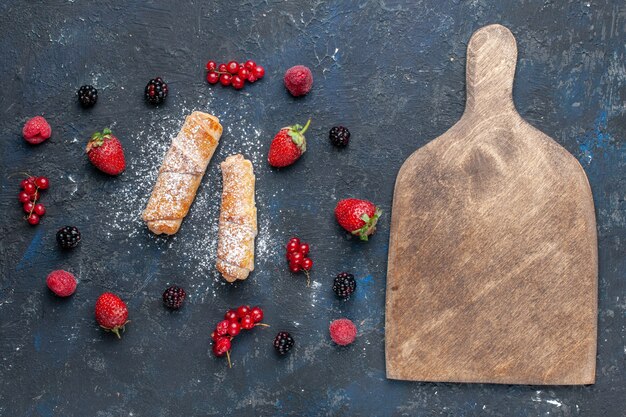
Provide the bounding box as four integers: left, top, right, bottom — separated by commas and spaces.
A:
385, 24, 598, 385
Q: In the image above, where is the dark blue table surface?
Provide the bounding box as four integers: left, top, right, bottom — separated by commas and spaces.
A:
0, 1, 624, 416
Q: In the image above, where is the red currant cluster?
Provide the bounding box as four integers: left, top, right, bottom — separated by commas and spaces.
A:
17, 175, 49, 225
211, 305, 267, 367
285, 237, 313, 286
205, 60, 265, 90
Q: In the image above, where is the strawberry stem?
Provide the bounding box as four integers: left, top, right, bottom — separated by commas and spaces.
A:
299, 119, 311, 135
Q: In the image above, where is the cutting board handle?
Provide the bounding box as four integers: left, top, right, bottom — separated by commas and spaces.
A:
465, 24, 518, 115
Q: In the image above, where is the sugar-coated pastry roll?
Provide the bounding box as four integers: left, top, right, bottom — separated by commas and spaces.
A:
142, 111, 222, 235
216, 154, 257, 282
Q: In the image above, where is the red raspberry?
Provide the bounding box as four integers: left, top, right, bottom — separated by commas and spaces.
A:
46, 270, 77, 297
22, 116, 52, 145
329, 318, 357, 346
284, 65, 313, 97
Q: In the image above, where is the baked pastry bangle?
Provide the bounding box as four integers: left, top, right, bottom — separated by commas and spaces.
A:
216, 154, 257, 282
142, 111, 222, 235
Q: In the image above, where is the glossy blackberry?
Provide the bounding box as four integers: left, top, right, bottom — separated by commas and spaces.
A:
329, 126, 350, 147
273, 331, 294, 355
332, 272, 356, 299
145, 77, 168, 105
77, 85, 98, 107
56, 226, 81, 249
162, 285, 186, 309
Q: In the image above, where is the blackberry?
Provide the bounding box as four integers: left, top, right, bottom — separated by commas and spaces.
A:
56, 226, 81, 249
145, 77, 168, 105
332, 272, 356, 299
162, 285, 186, 309
273, 331, 294, 355
77, 85, 98, 107
329, 126, 350, 147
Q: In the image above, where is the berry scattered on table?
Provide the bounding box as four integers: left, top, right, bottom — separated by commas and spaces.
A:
56, 226, 81, 249
22, 116, 51, 145
285, 237, 313, 286
273, 331, 295, 355
333, 272, 357, 299
268, 119, 311, 168
86, 128, 126, 175
144, 77, 168, 105
211, 305, 268, 367
329, 126, 351, 148
17, 175, 49, 225
205, 59, 265, 90
329, 318, 357, 346
162, 285, 186, 309
46, 270, 77, 297
95, 292, 129, 339
77, 85, 98, 108
335, 198, 382, 241
284, 65, 313, 97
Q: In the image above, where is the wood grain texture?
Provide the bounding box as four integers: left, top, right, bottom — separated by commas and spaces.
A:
385, 24, 598, 385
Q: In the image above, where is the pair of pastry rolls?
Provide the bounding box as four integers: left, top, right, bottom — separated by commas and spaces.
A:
142, 112, 256, 282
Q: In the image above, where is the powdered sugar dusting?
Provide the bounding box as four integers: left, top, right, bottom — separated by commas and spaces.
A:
101, 94, 277, 302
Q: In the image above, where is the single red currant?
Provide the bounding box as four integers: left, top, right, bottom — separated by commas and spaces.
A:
23, 202, 34, 213
213, 337, 231, 356
35, 176, 49, 190
207, 72, 220, 84
225, 309, 238, 321
23, 182, 36, 195
241, 315, 254, 330
231, 75, 245, 90
226, 61, 239, 74
216, 320, 230, 336
34, 204, 46, 216
218, 63, 228, 72
300, 243, 310, 256
244, 60, 256, 70
286, 240, 300, 253
206, 60, 217, 71
27, 213, 40, 225
236, 305, 250, 318
290, 252, 304, 265
289, 263, 301, 273
18, 191, 30, 203
227, 320, 241, 336
289, 237, 300, 246
220, 73, 232, 86
20, 177, 34, 189
250, 306, 263, 323
253, 65, 265, 79
301, 258, 313, 271
247, 73, 257, 83
238, 68, 249, 79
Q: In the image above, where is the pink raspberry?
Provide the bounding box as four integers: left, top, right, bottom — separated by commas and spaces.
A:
284, 65, 313, 97
329, 318, 357, 346
23, 116, 51, 144
46, 270, 77, 297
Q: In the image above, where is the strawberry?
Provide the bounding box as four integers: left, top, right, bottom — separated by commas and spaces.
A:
86, 128, 126, 175
95, 292, 129, 338
334, 198, 382, 241
268, 119, 311, 167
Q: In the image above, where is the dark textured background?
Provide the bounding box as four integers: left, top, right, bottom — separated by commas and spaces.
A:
0, 1, 624, 416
